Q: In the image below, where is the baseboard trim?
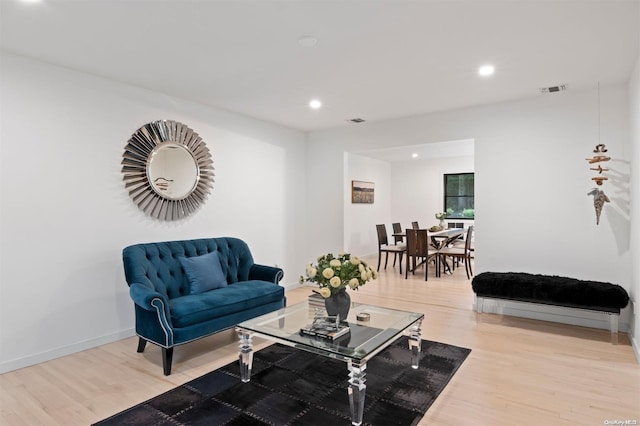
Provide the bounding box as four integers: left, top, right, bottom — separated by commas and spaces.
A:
631, 334, 640, 364
0, 328, 136, 374
281, 281, 301, 291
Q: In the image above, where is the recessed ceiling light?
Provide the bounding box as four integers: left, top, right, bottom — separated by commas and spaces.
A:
309, 99, 322, 109
412, 153, 419, 158
478, 64, 495, 76
298, 36, 318, 47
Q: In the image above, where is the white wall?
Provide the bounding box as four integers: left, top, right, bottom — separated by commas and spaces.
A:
629, 53, 640, 360
0, 53, 307, 373
307, 83, 632, 331
391, 155, 474, 232
342, 153, 474, 260
344, 153, 391, 257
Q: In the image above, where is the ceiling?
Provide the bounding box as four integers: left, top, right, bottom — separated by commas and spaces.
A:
0, 0, 638, 134
352, 138, 474, 163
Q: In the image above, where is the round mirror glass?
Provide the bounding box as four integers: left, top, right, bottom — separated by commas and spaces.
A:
147, 143, 199, 200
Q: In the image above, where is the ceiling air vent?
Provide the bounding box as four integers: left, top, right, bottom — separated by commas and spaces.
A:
348, 118, 366, 123
540, 84, 567, 94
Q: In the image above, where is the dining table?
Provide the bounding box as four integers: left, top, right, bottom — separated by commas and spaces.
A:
393, 227, 465, 247
429, 228, 465, 249
396, 227, 466, 277
430, 228, 466, 275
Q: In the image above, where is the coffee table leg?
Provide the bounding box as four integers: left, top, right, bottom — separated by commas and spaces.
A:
237, 329, 253, 383
347, 360, 367, 426
408, 319, 422, 369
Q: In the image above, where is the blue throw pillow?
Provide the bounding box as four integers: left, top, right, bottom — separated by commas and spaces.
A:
179, 251, 228, 295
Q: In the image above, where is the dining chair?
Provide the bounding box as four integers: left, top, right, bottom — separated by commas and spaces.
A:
392, 222, 404, 243
376, 224, 406, 274
439, 226, 474, 279
405, 228, 439, 281
411, 221, 420, 230
391, 222, 405, 267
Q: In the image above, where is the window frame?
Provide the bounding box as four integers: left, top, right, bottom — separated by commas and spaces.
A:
443, 172, 475, 220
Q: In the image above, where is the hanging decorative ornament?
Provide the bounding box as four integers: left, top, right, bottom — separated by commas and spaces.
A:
588, 188, 610, 225
584, 82, 612, 226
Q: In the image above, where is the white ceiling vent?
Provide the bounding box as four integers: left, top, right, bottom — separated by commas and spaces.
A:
540, 84, 567, 94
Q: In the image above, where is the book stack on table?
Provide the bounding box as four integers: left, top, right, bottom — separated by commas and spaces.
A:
300, 315, 350, 342
308, 292, 325, 309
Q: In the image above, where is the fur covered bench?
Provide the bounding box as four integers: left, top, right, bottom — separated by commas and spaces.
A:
471, 272, 630, 343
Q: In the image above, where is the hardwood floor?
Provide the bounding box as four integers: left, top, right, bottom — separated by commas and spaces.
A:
1, 258, 638, 425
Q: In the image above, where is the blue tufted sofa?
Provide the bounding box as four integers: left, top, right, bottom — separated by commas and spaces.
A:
123, 237, 285, 375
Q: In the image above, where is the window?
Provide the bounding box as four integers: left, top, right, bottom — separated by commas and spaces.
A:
444, 173, 474, 219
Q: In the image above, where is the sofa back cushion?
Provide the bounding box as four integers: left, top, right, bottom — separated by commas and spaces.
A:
123, 237, 255, 299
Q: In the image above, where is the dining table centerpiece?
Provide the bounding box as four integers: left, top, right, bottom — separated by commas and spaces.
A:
435, 212, 447, 228
299, 252, 377, 321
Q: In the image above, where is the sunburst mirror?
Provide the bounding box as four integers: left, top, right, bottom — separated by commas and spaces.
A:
121, 120, 215, 221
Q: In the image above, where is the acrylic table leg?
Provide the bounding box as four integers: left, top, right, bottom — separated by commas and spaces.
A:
408, 319, 422, 369
237, 329, 253, 383
347, 359, 367, 426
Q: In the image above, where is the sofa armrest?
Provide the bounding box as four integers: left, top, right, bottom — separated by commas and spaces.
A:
129, 282, 171, 314
249, 264, 284, 284
129, 282, 174, 347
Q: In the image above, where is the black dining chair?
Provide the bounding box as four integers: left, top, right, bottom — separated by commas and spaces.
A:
405, 228, 439, 281
392, 222, 404, 243
376, 224, 406, 274
411, 221, 420, 230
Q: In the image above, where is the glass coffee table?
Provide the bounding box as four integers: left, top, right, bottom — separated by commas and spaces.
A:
236, 301, 424, 426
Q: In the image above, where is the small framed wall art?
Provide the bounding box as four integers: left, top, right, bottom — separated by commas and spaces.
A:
352, 180, 374, 204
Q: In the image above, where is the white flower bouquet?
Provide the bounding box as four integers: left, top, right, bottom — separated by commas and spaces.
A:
299, 252, 377, 297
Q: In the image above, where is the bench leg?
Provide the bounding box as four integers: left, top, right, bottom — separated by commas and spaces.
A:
607, 313, 619, 345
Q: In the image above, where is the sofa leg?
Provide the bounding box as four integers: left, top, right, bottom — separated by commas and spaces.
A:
162, 347, 174, 376
137, 337, 147, 353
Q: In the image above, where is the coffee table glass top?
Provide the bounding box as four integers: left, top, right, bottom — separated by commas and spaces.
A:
237, 301, 424, 362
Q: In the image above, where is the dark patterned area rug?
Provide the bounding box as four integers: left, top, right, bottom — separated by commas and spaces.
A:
95, 337, 470, 426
